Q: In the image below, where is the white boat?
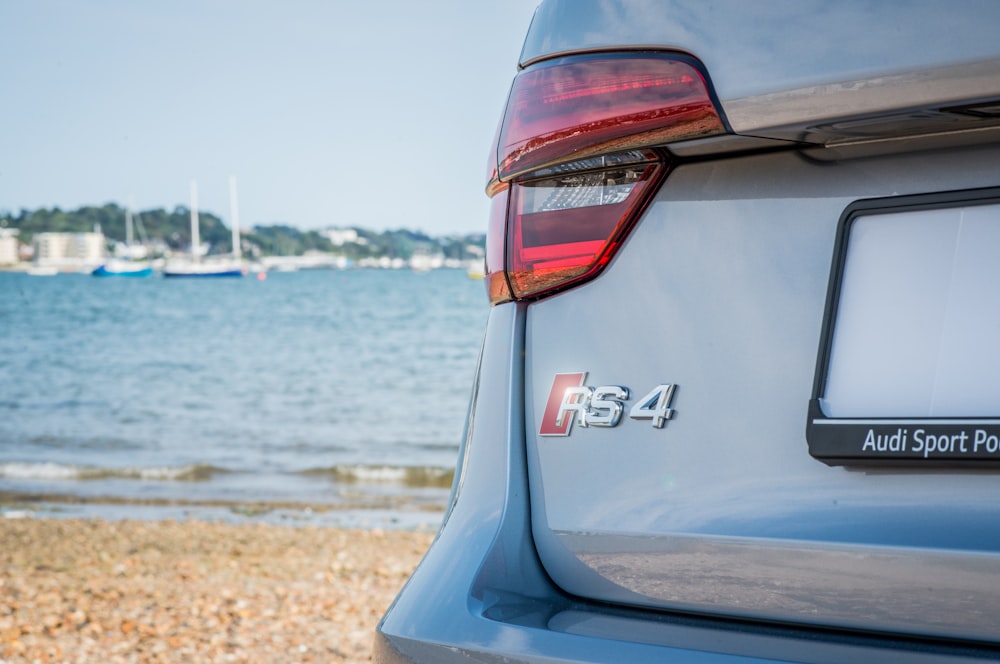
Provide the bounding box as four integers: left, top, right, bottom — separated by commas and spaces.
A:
163, 178, 244, 278
161, 258, 243, 278
26, 265, 58, 276
466, 260, 485, 280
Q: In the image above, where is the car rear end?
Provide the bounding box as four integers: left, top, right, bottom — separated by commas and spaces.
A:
376, 1, 1000, 661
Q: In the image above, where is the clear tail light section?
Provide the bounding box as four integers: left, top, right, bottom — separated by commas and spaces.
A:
507, 153, 664, 300
486, 53, 725, 305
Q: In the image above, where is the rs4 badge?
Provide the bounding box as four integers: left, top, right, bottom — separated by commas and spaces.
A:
539, 372, 677, 436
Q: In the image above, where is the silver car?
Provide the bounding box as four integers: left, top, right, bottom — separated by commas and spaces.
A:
377, 1, 1000, 660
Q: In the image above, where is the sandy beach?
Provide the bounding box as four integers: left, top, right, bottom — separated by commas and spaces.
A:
0, 518, 435, 663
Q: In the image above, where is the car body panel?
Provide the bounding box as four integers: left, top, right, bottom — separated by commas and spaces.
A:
378, 0, 1000, 659
524, 143, 1000, 643
376, 303, 998, 664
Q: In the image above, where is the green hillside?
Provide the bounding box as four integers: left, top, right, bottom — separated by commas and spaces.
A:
0, 204, 484, 260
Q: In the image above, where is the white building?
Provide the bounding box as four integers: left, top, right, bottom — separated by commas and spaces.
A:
0, 229, 19, 266
322, 228, 366, 246
32, 232, 105, 269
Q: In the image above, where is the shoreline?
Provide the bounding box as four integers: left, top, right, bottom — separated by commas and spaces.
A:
0, 492, 445, 532
0, 517, 435, 662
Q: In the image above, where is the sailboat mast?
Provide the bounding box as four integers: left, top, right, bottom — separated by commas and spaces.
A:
125, 206, 134, 247
189, 179, 200, 262
229, 175, 242, 260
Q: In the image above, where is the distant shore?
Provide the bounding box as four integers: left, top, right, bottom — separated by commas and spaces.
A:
0, 517, 434, 662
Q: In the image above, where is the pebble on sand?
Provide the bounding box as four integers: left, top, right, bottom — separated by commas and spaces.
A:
0, 518, 434, 663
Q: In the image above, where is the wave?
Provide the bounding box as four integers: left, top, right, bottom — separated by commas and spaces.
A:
413, 442, 461, 452
0, 462, 222, 482
299, 464, 455, 488
0, 399, 108, 410
24, 435, 143, 451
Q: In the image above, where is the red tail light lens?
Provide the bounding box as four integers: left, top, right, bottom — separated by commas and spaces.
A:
497, 53, 724, 180
485, 53, 724, 305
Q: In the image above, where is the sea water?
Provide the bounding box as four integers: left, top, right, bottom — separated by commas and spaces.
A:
0, 269, 488, 526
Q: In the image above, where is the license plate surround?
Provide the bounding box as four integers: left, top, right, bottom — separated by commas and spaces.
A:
808, 187, 1000, 466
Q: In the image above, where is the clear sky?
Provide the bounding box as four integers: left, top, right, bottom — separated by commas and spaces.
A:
0, 1, 540, 235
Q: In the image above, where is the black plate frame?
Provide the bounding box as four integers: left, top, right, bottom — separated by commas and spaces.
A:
808, 186, 1000, 466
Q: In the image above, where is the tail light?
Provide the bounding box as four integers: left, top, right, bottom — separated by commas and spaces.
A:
485, 53, 725, 305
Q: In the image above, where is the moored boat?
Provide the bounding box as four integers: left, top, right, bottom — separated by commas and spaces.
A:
163, 178, 245, 278
92, 259, 154, 277
91, 207, 153, 277
162, 260, 244, 278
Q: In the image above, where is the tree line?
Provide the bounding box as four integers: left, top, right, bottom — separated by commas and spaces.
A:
0, 204, 485, 260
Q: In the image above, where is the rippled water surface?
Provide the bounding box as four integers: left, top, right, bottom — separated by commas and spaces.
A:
0, 269, 488, 519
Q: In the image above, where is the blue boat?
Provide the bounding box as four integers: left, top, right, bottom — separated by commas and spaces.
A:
92, 260, 154, 278
92, 207, 153, 277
